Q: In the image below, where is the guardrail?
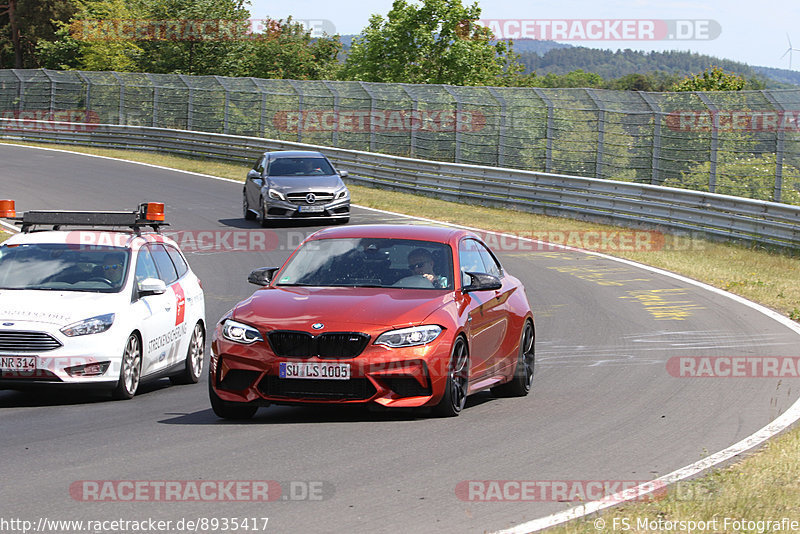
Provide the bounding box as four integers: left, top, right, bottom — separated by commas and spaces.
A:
1, 118, 799, 249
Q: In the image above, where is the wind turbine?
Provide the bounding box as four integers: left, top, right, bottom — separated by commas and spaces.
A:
780, 34, 800, 70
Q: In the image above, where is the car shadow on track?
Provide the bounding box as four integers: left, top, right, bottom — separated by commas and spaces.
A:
157, 391, 497, 425
218, 218, 344, 230
0, 380, 173, 407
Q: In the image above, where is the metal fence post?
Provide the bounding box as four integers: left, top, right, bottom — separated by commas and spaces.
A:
695, 92, 718, 193
322, 80, 340, 147
400, 85, 417, 158
43, 69, 56, 112
255, 78, 267, 138
214, 76, 230, 134
177, 74, 193, 131
639, 91, 662, 185
487, 87, 507, 167
443, 85, 462, 163
532, 88, 553, 173
762, 90, 786, 203
145, 73, 158, 127
358, 81, 376, 153
75, 71, 91, 112
287, 79, 303, 143
11, 69, 23, 111
585, 88, 605, 179
110, 71, 125, 124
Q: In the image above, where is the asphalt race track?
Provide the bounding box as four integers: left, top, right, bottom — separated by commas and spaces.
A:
1, 144, 799, 534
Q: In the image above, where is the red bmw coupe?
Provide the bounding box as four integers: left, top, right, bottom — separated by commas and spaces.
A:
209, 224, 535, 419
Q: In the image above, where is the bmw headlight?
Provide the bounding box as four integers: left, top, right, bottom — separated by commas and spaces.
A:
268, 188, 286, 201
375, 325, 442, 348
60, 313, 115, 337
222, 319, 264, 344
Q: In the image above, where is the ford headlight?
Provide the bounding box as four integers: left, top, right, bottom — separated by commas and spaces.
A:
60, 313, 115, 337
375, 325, 442, 348
222, 319, 263, 344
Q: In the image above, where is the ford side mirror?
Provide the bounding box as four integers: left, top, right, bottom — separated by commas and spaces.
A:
138, 277, 167, 296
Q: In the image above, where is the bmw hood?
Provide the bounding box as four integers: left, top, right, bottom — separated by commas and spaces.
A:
0, 290, 120, 327
233, 287, 452, 331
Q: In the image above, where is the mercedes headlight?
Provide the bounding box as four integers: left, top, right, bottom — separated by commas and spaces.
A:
268, 188, 285, 201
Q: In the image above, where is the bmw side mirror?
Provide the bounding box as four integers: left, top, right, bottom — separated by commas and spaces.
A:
462, 272, 502, 293
138, 277, 167, 296
338, 170, 349, 178
248, 267, 279, 286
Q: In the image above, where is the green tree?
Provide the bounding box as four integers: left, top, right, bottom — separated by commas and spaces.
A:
133, 0, 251, 76
37, 0, 142, 71
341, 0, 521, 85
672, 66, 746, 92
36, 0, 342, 79
240, 17, 341, 80
1, 0, 75, 68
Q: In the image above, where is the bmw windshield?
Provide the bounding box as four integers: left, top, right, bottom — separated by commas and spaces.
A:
0, 244, 130, 293
275, 238, 453, 290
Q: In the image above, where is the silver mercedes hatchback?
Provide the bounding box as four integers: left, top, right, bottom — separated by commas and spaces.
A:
243, 150, 350, 225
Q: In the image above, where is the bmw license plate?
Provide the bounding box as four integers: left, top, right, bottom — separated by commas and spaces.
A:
298, 205, 325, 213
0, 355, 36, 372
279, 362, 350, 380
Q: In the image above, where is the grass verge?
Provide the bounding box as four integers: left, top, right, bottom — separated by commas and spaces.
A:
2, 140, 799, 532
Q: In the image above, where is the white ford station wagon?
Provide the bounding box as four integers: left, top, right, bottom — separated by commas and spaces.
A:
0, 201, 205, 399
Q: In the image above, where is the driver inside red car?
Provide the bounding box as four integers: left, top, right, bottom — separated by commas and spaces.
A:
407, 248, 447, 289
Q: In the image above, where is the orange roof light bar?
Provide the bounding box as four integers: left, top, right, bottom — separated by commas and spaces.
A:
0, 199, 16, 218
141, 202, 165, 222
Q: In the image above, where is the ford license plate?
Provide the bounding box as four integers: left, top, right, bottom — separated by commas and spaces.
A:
0, 356, 36, 372
279, 362, 350, 380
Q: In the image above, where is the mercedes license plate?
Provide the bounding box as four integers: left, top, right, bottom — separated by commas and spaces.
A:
298, 205, 325, 213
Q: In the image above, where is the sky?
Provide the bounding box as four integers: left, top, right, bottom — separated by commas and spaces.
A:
246, 0, 800, 71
